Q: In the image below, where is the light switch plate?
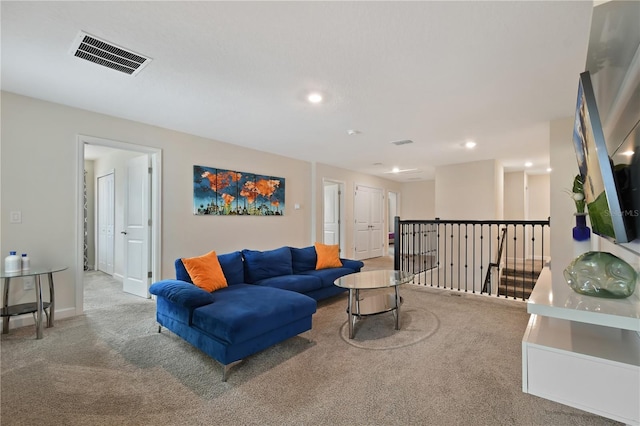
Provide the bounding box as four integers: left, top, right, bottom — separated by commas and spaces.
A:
10, 211, 22, 224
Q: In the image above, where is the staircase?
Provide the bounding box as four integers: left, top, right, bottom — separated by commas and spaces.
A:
498, 259, 543, 299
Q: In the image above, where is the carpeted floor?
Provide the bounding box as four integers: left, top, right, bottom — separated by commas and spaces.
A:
0, 258, 622, 425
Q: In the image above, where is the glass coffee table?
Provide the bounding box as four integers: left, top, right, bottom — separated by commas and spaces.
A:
334, 270, 414, 339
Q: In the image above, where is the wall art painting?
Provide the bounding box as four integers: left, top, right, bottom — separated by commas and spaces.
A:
193, 165, 285, 216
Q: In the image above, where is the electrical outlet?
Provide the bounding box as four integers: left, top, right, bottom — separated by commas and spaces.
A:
23, 276, 35, 291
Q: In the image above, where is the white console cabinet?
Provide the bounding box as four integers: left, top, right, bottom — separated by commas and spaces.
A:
522, 267, 640, 425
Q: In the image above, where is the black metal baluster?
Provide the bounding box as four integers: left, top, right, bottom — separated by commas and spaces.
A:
472, 224, 476, 293
450, 225, 454, 290
512, 224, 517, 299
530, 224, 536, 300
479, 225, 484, 294
464, 224, 468, 292
437, 221, 441, 288
457, 224, 461, 291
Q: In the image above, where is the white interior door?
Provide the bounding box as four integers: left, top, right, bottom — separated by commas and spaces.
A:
324, 182, 341, 246
369, 187, 383, 258
354, 185, 383, 260
97, 172, 114, 275
122, 155, 150, 298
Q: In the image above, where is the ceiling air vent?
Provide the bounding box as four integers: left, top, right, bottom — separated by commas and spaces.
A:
390, 139, 413, 146
69, 31, 151, 76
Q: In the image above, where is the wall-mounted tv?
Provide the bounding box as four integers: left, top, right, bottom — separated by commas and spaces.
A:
572, 71, 636, 243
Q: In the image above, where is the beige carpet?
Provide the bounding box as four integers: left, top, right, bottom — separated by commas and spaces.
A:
0, 258, 622, 426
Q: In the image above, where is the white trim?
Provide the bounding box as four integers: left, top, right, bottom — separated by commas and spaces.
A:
76, 135, 162, 315
322, 178, 346, 255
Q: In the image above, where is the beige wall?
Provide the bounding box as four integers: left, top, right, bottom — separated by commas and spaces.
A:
1, 91, 313, 322
314, 163, 402, 259
504, 172, 526, 220
435, 159, 504, 220
527, 174, 550, 220
400, 180, 435, 220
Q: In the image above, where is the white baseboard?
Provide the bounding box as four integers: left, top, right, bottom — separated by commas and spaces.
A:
4, 307, 77, 331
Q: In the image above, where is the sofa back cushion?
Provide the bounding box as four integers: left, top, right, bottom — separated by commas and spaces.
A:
175, 251, 245, 286
242, 247, 293, 283
290, 246, 317, 273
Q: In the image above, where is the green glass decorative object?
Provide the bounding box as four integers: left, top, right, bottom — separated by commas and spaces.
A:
564, 251, 637, 299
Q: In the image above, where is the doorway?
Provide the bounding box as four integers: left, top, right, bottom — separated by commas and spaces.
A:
388, 191, 400, 257
322, 179, 345, 255
75, 135, 162, 315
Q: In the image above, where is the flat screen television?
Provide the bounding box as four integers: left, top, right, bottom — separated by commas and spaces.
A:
572, 70, 636, 243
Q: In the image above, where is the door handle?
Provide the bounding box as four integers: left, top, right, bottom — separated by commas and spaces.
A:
121, 231, 128, 235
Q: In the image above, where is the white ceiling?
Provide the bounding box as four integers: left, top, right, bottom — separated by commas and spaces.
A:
1, 1, 595, 181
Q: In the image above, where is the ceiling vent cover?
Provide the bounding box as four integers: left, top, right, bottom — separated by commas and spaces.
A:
69, 31, 151, 76
390, 139, 413, 146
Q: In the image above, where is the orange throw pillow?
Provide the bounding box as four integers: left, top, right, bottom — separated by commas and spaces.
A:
315, 242, 342, 270
181, 250, 228, 292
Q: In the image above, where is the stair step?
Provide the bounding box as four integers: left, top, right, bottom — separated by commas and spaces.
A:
501, 267, 542, 278
498, 284, 533, 299
500, 276, 537, 288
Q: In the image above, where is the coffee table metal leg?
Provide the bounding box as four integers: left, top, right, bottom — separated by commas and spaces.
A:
394, 286, 401, 330
3, 278, 10, 334
348, 289, 354, 339
47, 272, 55, 327
35, 275, 43, 339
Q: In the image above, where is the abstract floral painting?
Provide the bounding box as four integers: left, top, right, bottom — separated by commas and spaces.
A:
193, 165, 285, 216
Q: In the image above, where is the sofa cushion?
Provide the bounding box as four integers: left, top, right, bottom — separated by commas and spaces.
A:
254, 274, 322, 293
242, 247, 292, 284
181, 250, 228, 292
299, 267, 359, 288
191, 284, 316, 344
314, 242, 342, 269
290, 246, 317, 273
217, 251, 245, 285
175, 251, 245, 286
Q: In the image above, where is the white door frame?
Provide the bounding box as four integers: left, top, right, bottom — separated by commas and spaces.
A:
322, 178, 346, 255
75, 135, 162, 314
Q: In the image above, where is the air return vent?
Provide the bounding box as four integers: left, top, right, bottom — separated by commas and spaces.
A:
390, 139, 413, 146
69, 31, 151, 76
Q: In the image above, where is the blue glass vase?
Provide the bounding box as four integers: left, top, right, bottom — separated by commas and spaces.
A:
573, 213, 591, 241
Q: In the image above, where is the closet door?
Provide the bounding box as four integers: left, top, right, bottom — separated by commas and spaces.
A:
354, 185, 383, 260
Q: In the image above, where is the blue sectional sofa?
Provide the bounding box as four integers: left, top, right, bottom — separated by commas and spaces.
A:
149, 246, 364, 380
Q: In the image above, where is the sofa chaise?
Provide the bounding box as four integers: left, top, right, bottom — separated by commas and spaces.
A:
149, 245, 364, 380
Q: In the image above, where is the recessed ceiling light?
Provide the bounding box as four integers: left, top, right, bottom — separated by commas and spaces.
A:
307, 92, 323, 104
621, 150, 635, 157
390, 139, 413, 146
384, 168, 419, 174
546, 167, 552, 172
465, 141, 476, 149
525, 162, 533, 168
